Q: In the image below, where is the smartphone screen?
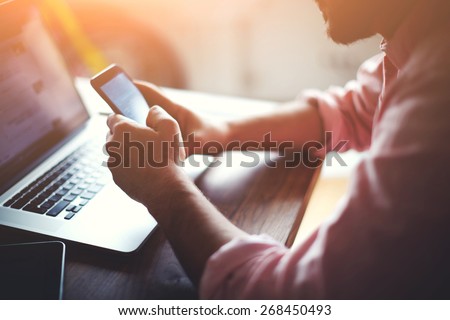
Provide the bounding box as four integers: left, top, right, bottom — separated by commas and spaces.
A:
91, 65, 150, 125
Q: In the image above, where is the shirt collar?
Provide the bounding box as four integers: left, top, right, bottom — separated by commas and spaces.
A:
380, 0, 446, 70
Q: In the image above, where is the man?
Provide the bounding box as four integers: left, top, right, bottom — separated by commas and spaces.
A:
105, 0, 450, 298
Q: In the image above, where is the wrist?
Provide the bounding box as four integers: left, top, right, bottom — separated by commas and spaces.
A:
143, 165, 193, 224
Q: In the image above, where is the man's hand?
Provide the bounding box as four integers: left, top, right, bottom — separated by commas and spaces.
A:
134, 81, 324, 156
135, 81, 230, 155
106, 106, 187, 216
105, 105, 247, 284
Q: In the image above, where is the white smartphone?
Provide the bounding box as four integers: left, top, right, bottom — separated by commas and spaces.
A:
90, 64, 150, 125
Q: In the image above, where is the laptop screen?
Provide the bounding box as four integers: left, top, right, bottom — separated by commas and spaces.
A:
0, 1, 89, 194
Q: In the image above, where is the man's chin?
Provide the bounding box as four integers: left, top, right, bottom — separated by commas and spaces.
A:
326, 21, 374, 45
327, 26, 355, 45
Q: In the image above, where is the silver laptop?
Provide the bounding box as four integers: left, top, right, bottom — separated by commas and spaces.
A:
0, 0, 156, 252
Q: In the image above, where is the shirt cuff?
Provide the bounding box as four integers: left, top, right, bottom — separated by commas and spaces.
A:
199, 234, 284, 299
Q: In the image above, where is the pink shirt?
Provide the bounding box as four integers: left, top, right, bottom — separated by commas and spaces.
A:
200, 0, 450, 299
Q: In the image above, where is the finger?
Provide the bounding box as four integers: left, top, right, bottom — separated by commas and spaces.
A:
106, 114, 129, 133
104, 140, 116, 155
174, 134, 187, 163
135, 80, 182, 119
146, 105, 180, 135
104, 132, 114, 160
105, 127, 121, 152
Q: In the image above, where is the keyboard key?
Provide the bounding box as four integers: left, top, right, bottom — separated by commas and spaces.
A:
45, 185, 59, 194
49, 194, 62, 202
56, 189, 69, 196
19, 184, 33, 196
40, 201, 56, 210
40, 189, 53, 197
23, 204, 47, 214
83, 167, 94, 174
66, 205, 76, 212
92, 172, 102, 179
61, 163, 71, 170
70, 188, 83, 196
10, 197, 30, 209
65, 182, 76, 190
30, 183, 46, 195
54, 179, 65, 187
78, 183, 90, 190
80, 191, 96, 200
68, 168, 79, 176
64, 194, 77, 202
72, 206, 82, 213
62, 173, 73, 181
22, 190, 36, 200
79, 199, 89, 206
87, 184, 103, 194
46, 200, 70, 217
64, 212, 76, 220
30, 195, 47, 206
76, 173, 87, 179
50, 184, 60, 191
3, 196, 19, 207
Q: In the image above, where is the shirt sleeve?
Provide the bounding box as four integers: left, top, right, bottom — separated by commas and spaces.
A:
304, 53, 385, 152
199, 42, 450, 299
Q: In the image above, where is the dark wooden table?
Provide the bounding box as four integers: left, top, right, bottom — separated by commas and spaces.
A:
0, 152, 319, 299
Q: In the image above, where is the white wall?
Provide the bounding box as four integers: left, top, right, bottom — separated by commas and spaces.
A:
71, 0, 381, 100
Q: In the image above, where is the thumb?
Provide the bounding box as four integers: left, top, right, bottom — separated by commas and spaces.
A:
134, 80, 181, 119
146, 105, 180, 135
146, 106, 187, 162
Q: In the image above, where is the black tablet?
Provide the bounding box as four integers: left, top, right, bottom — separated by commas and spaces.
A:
0, 241, 65, 300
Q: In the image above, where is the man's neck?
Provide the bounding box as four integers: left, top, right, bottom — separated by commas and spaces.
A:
375, 0, 419, 40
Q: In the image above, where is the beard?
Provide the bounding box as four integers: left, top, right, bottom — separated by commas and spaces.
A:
315, 0, 379, 45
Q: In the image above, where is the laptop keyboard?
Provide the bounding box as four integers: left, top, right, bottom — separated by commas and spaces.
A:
2, 141, 109, 220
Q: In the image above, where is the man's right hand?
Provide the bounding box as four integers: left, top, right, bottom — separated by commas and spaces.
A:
135, 81, 230, 155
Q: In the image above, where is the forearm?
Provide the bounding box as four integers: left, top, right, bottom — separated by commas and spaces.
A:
146, 172, 247, 285
226, 101, 323, 151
